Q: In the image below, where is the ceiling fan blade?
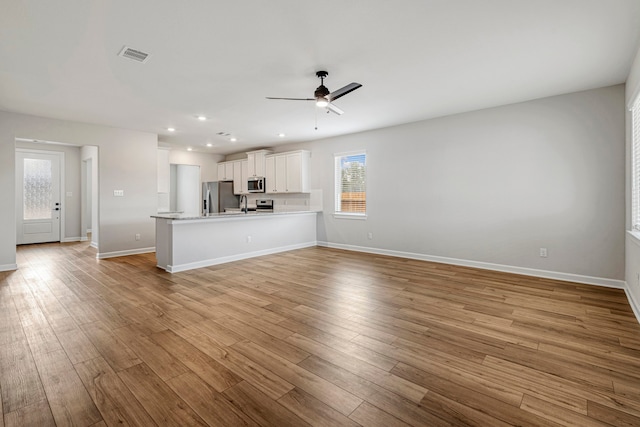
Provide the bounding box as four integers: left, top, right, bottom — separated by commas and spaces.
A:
266, 97, 314, 101
328, 83, 362, 101
326, 103, 344, 115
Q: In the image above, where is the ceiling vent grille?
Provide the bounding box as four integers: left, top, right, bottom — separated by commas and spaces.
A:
118, 46, 150, 63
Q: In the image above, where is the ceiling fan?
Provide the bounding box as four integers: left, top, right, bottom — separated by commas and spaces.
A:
266, 71, 362, 115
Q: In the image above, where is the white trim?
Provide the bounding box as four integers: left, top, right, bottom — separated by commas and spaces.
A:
61, 237, 83, 243
624, 284, 640, 324
0, 263, 18, 272
161, 241, 317, 273
89, 242, 98, 249
333, 213, 367, 220
97, 247, 155, 259
80, 237, 89, 242
317, 241, 626, 289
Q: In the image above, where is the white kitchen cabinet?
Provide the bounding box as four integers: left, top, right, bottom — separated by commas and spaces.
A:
265, 150, 310, 193
232, 160, 242, 194
265, 155, 277, 193
217, 161, 234, 181
241, 160, 249, 194
247, 149, 272, 178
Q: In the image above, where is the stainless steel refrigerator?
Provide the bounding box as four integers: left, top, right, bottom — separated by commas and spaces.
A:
202, 181, 238, 214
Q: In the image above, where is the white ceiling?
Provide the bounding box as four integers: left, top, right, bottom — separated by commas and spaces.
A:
1, 1, 639, 155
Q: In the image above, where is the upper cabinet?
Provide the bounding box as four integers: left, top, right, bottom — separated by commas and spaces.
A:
217, 161, 234, 181
241, 160, 249, 194
265, 150, 310, 193
247, 150, 272, 178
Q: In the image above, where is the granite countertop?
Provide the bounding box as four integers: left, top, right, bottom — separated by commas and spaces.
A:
151, 210, 319, 220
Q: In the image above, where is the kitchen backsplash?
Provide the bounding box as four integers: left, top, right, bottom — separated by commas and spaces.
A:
247, 189, 322, 212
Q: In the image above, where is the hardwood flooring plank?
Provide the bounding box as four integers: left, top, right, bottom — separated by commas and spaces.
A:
0, 340, 47, 413
519, 394, 609, 427
80, 321, 142, 371
587, 400, 640, 427
223, 381, 311, 427
3, 400, 56, 427
285, 333, 426, 403
118, 363, 208, 426
113, 324, 189, 381
74, 357, 157, 427
166, 372, 259, 427
150, 329, 242, 392
348, 401, 411, 427
277, 387, 361, 427
298, 355, 450, 427
172, 328, 295, 399
231, 340, 363, 416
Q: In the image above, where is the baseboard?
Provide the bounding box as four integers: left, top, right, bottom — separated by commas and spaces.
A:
162, 241, 317, 273
90, 242, 98, 249
97, 247, 156, 259
624, 284, 640, 325
317, 241, 626, 289
0, 263, 18, 272
62, 237, 82, 243
80, 237, 89, 242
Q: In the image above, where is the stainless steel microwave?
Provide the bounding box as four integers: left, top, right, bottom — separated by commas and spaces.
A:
247, 177, 265, 193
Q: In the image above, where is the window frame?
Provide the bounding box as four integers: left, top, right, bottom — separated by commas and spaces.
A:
632, 96, 640, 234
333, 150, 367, 220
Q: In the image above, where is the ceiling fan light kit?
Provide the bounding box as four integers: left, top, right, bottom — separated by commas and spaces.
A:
266, 70, 362, 116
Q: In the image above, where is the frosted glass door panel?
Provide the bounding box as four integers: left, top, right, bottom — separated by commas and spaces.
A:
23, 158, 53, 220
16, 150, 61, 244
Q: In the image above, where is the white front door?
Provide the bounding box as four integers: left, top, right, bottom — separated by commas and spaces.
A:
16, 150, 62, 244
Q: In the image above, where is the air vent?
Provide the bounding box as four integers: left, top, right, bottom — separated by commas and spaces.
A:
118, 46, 150, 63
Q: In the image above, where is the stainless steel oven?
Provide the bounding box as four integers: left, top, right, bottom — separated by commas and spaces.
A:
256, 199, 273, 212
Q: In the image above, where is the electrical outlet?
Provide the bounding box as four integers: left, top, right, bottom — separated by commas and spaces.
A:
368, 232, 373, 240
135, 233, 141, 241
247, 235, 252, 243
539, 248, 548, 258
113, 190, 124, 197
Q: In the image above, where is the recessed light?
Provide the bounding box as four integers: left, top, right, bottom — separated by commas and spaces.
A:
206, 143, 213, 147
187, 147, 193, 151
197, 115, 207, 121
278, 133, 285, 138
230, 137, 237, 142
167, 127, 175, 132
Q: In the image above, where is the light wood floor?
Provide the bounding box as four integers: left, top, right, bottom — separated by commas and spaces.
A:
1, 242, 640, 426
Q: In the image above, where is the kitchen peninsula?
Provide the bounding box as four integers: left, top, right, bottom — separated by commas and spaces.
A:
152, 211, 317, 272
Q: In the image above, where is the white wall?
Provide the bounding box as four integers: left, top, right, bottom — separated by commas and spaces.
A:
168, 149, 223, 183
283, 85, 625, 283
0, 110, 157, 265
15, 141, 82, 241
625, 45, 640, 316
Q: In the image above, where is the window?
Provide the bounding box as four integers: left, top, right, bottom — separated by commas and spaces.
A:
633, 96, 640, 231
334, 151, 366, 216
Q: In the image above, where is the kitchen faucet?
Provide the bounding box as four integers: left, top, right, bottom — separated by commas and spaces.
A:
240, 194, 248, 213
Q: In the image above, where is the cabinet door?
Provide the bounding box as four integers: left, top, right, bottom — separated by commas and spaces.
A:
254, 152, 265, 177
275, 155, 287, 192
247, 153, 256, 177
265, 156, 277, 193
241, 160, 249, 194
224, 162, 234, 181
233, 161, 242, 194
217, 163, 226, 181
286, 153, 302, 193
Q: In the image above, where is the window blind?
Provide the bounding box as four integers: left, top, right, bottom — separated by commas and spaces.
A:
334, 152, 366, 214
633, 96, 640, 230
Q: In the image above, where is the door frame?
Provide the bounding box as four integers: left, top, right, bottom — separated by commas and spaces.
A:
15, 148, 66, 244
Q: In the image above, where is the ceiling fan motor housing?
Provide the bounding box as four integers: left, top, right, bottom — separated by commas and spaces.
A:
314, 85, 330, 98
